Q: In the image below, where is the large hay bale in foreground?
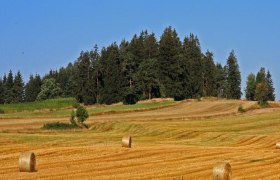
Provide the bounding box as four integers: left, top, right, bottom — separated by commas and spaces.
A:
276, 142, 280, 149
122, 135, 132, 148
213, 162, 232, 180
19, 152, 36, 172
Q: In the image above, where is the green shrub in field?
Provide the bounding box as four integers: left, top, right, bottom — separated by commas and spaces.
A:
70, 110, 78, 127
76, 106, 89, 123
42, 122, 77, 130
238, 105, 245, 113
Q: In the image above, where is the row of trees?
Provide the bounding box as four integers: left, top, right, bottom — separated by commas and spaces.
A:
0, 27, 252, 105
245, 68, 275, 104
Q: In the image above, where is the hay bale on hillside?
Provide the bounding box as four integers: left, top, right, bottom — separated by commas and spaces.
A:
213, 162, 232, 180
276, 142, 280, 149
19, 152, 36, 172
122, 135, 132, 148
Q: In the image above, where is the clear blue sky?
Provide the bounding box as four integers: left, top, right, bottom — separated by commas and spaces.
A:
0, 0, 279, 99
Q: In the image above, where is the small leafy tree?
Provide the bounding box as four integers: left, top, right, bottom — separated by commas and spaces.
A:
37, 78, 62, 100
255, 82, 269, 106
76, 106, 89, 123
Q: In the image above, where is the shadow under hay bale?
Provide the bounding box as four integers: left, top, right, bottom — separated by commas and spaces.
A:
276, 142, 280, 149
19, 152, 36, 172
122, 135, 132, 148
213, 162, 231, 180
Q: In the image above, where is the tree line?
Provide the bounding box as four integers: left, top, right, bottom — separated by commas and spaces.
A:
0, 26, 274, 105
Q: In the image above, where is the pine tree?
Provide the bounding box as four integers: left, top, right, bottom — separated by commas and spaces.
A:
25, 74, 42, 102
256, 67, 266, 84
183, 34, 203, 98
245, 73, 256, 101
215, 63, 227, 98
158, 26, 183, 99
100, 43, 122, 104
202, 51, 216, 96
225, 51, 242, 99
0, 78, 5, 104
134, 58, 160, 100
13, 71, 24, 103
266, 70, 275, 101
5, 70, 14, 103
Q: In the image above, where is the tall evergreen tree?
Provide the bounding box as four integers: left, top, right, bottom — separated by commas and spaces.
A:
5, 70, 14, 103
245, 73, 256, 101
25, 74, 42, 102
100, 43, 122, 104
266, 70, 275, 101
225, 51, 242, 99
215, 63, 227, 98
0, 78, 5, 104
13, 71, 24, 103
202, 51, 216, 96
256, 67, 266, 84
158, 26, 183, 99
183, 34, 203, 98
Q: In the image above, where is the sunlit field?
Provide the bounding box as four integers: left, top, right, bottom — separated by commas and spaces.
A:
1, 98, 280, 179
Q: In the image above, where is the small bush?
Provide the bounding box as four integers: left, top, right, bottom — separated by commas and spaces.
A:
70, 110, 78, 127
42, 122, 77, 130
238, 105, 245, 113
0, 109, 4, 114
76, 106, 89, 123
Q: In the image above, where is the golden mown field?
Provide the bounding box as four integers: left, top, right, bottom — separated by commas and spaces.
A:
1, 99, 280, 179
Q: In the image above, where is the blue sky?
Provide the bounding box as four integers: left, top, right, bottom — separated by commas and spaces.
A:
0, 0, 279, 99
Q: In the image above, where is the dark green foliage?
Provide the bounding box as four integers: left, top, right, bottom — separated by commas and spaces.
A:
202, 51, 216, 96
245, 73, 256, 100
0, 79, 5, 104
256, 67, 266, 84
183, 33, 203, 98
43, 122, 77, 130
266, 70, 275, 101
123, 92, 138, 104
69, 110, 78, 127
12, 71, 25, 103
5, 70, 14, 103
100, 43, 122, 104
158, 26, 183, 98
76, 106, 89, 123
25, 74, 42, 102
225, 51, 242, 99
37, 78, 62, 100
134, 58, 160, 100
215, 63, 227, 98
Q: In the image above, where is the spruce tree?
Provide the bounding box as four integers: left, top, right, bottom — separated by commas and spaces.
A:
256, 67, 266, 84
100, 43, 122, 104
25, 74, 42, 102
215, 63, 227, 98
245, 73, 256, 101
266, 70, 275, 101
5, 70, 14, 103
183, 34, 203, 98
13, 71, 24, 103
158, 26, 183, 99
0, 78, 5, 104
225, 51, 242, 99
202, 51, 216, 96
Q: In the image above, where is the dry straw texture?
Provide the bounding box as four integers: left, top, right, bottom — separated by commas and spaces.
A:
122, 135, 132, 148
276, 142, 280, 149
19, 152, 36, 172
213, 162, 232, 180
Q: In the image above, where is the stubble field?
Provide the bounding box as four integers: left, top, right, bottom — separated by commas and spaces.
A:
1, 99, 280, 179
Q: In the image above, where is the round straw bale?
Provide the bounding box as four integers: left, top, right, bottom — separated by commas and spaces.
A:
122, 135, 132, 148
213, 162, 232, 180
19, 152, 36, 172
276, 142, 280, 149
